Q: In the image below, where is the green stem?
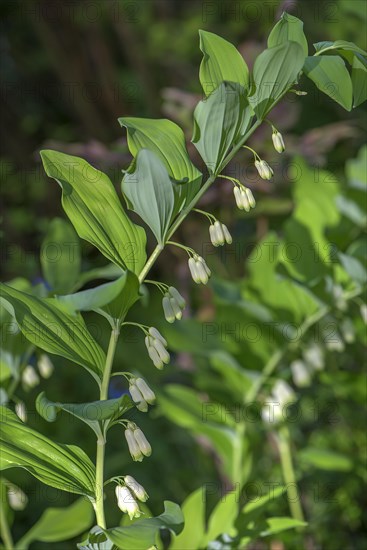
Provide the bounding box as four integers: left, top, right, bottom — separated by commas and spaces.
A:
278, 425, 305, 525
0, 498, 14, 550
95, 325, 120, 528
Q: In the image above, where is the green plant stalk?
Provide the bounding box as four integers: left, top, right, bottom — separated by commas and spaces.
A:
95, 325, 120, 528
0, 499, 14, 550
277, 425, 305, 525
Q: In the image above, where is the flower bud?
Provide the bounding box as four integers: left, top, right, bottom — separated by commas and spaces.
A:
233, 186, 243, 209
124, 475, 148, 502
291, 360, 311, 387
148, 327, 167, 346
22, 365, 40, 389
135, 378, 156, 404
168, 287, 186, 309
129, 380, 148, 412
214, 221, 225, 246
360, 304, 367, 324
15, 401, 27, 423
115, 485, 141, 519
188, 257, 201, 283
260, 160, 273, 180
133, 427, 152, 457
162, 295, 176, 323
125, 427, 143, 462
303, 344, 324, 371
272, 130, 285, 153
37, 354, 54, 378
145, 338, 164, 370
169, 297, 182, 320
197, 256, 211, 277
209, 224, 219, 246
221, 224, 233, 244
245, 188, 256, 209
272, 380, 296, 407
7, 484, 28, 511
340, 318, 355, 343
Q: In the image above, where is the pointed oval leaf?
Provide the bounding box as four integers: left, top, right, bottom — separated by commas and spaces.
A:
313, 40, 367, 58
122, 149, 175, 244
103, 501, 183, 549
16, 498, 94, 550
351, 55, 367, 107
41, 218, 81, 294
0, 283, 105, 381
192, 82, 252, 174
268, 12, 308, 56
40, 150, 147, 274
199, 30, 250, 95
303, 55, 353, 110
36, 392, 133, 437
170, 488, 206, 549
56, 270, 140, 323
0, 407, 96, 497
249, 41, 305, 119
119, 117, 202, 210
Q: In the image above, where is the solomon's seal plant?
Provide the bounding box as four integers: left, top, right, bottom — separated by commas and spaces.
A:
1, 12, 366, 550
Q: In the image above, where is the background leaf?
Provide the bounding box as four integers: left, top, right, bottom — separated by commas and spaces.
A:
40, 150, 147, 274
40, 218, 81, 294
170, 488, 206, 550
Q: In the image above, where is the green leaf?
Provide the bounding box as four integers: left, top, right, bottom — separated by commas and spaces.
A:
259, 517, 307, 536
313, 40, 367, 59
36, 392, 133, 438
16, 498, 94, 550
119, 117, 202, 210
351, 55, 367, 107
56, 270, 140, 323
103, 501, 183, 549
122, 149, 175, 244
241, 486, 286, 519
338, 252, 367, 284
202, 488, 239, 545
268, 12, 308, 56
303, 56, 353, 110
299, 447, 353, 471
0, 283, 105, 381
346, 145, 367, 190
0, 407, 96, 497
41, 218, 81, 294
198, 30, 250, 94
159, 385, 243, 483
40, 150, 146, 274
249, 41, 305, 119
192, 81, 251, 174
281, 157, 340, 281
77, 527, 114, 550
170, 488, 206, 549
